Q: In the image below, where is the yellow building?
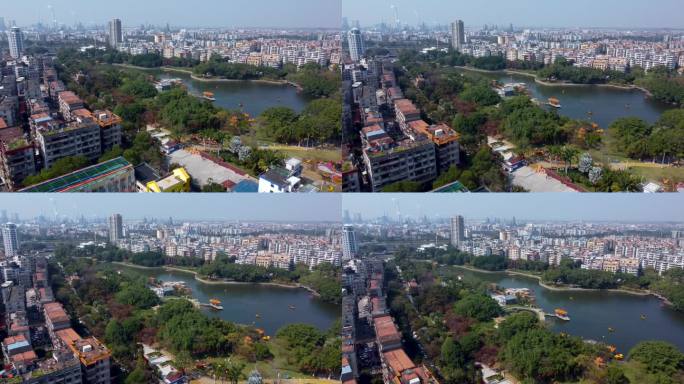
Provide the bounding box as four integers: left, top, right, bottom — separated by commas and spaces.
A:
145, 168, 191, 192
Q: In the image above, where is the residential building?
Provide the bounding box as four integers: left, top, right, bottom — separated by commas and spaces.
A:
0, 120, 36, 191
2, 222, 19, 257
342, 225, 358, 261
109, 214, 123, 243
8, 27, 23, 59
347, 28, 365, 62
37, 118, 102, 170
451, 20, 465, 51
108, 18, 123, 48
450, 216, 465, 249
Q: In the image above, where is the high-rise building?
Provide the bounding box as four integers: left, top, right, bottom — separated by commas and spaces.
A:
342, 225, 359, 261
450, 216, 464, 249
2, 222, 19, 257
108, 214, 123, 243
347, 28, 365, 62
108, 18, 123, 48
0, 17, 6, 32
451, 20, 465, 51
8, 26, 23, 59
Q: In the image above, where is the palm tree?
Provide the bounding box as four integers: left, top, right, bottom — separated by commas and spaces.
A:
560, 146, 580, 173
225, 362, 245, 384
212, 361, 226, 384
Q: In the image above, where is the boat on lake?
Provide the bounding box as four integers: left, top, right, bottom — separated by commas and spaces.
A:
554, 308, 570, 321
202, 91, 216, 101
548, 97, 562, 108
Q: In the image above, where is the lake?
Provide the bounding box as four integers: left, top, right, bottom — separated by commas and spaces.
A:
456, 68, 671, 128
158, 70, 309, 117
455, 267, 684, 353
113, 264, 339, 335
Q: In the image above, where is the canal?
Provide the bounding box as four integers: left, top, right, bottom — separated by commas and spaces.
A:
456, 68, 671, 128
455, 267, 684, 354
113, 264, 339, 335
157, 70, 309, 117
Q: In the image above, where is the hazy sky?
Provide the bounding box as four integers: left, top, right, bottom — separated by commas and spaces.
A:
342, 194, 684, 222
0, 195, 341, 222
343, 0, 684, 29
5, 0, 341, 29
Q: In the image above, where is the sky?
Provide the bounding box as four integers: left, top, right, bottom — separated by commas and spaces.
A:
4, 0, 341, 29
343, 0, 684, 29
342, 194, 684, 222
0, 194, 341, 222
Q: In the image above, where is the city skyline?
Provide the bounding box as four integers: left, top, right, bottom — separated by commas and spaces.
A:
342, 0, 684, 29
0, 194, 341, 222
4, 0, 341, 29
342, 194, 684, 222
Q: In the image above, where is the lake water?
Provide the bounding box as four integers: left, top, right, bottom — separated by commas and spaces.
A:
113, 264, 339, 335
456, 68, 671, 128
456, 267, 684, 353
156, 70, 309, 117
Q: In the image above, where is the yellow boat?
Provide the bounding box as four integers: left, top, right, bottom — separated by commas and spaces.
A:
554, 308, 570, 321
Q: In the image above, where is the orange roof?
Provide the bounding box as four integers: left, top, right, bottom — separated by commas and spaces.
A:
394, 99, 420, 116
44, 302, 70, 324
408, 120, 459, 146
11, 350, 37, 363
373, 315, 400, 340
0, 118, 6, 129
383, 349, 416, 374
59, 91, 82, 105
3, 334, 27, 345
72, 108, 93, 119
56, 328, 81, 346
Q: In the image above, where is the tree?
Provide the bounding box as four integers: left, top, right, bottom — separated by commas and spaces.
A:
459, 84, 501, 106
225, 362, 246, 384
433, 165, 462, 189
560, 146, 580, 173
23, 156, 90, 187
453, 293, 502, 322
588, 166, 603, 185
629, 341, 684, 378
498, 312, 539, 341
441, 337, 465, 368
382, 180, 424, 192
578, 153, 593, 173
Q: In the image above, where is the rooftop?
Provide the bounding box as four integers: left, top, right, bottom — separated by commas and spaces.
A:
20, 157, 133, 193
383, 349, 416, 374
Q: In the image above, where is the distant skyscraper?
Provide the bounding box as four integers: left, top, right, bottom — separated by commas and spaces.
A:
108, 18, 123, 48
451, 20, 465, 51
8, 26, 23, 59
109, 214, 123, 243
450, 216, 465, 249
342, 225, 359, 261
2, 223, 19, 258
347, 28, 365, 62
0, 17, 6, 32
342, 17, 350, 31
